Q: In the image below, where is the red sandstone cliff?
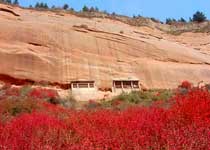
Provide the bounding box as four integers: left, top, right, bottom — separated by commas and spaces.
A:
0, 4, 210, 89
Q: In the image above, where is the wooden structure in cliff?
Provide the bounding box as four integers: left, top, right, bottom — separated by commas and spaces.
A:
71, 80, 97, 101
71, 80, 95, 89
112, 77, 140, 93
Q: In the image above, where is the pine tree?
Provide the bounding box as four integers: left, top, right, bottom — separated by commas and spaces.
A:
166, 18, 176, 25
82, 5, 89, 12
39, 2, 44, 8
35, 2, 40, 8
178, 17, 186, 23
193, 11, 207, 22
63, 4, 69, 10
89, 6, 95, 12
43, 3, 48, 9
34, 2, 48, 9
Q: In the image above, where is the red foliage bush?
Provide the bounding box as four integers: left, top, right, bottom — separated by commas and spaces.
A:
0, 113, 72, 150
0, 86, 59, 104
179, 80, 192, 89
163, 88, 210, 149
29, 88, 58, 99
0, 86, 21, 100
0, 87, 209, 149
4, 87, 20, 97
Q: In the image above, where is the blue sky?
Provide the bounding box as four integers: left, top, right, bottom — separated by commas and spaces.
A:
19, 0, 210, 21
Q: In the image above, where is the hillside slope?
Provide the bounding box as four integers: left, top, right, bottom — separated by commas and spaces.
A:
0, 4, 210, 89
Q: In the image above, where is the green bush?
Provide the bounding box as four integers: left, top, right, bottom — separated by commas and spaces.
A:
83, 100, 102, 110
0, 99, 42, 116
110, 90, 173, 107
59, 93, 77, 109
111, 91, 146, 105
20, 85, 32, 98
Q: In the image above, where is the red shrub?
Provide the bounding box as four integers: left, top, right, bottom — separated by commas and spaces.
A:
5, 87, 20, 97
179, 80, 192, 89
0, 86, 21, 99
163, 88, 210, 149
0, 86, 209, 149
0, 113, 75, 150
29, 88, 58, 99
169, 88, 210, 124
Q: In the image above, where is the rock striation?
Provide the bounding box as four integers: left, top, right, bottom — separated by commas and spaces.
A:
0, 4, 210, 89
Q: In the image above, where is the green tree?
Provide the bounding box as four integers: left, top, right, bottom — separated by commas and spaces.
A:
35, 2, 48, 9
63, 4, 69, 10
166, 18, 172, 24
82, 5, 89, 12
193, 11, 207, 22
178, 17, 186, 23
39, 2, 44, 8
43, 3, 48, 9
89, 6, 95, 12
166, 18, 176, 25
35, 2, 40, 8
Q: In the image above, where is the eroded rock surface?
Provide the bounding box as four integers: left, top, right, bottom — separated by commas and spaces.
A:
0, 4, 210, 89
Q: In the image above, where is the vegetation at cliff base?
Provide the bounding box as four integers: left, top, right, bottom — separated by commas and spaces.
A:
0, 81, 209, 149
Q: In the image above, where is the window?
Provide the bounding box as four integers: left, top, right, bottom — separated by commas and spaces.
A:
89, 83, 94, 88
123, 81, 132, 88
72, 81, 95, 89
72, 83, 77, 88
114, 81, 122, 88
78, 83, 89, 88
133, 81, 139, 88
113, 80, 139, 89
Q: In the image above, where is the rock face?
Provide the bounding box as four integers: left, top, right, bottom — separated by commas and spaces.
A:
0, 4, 210, 89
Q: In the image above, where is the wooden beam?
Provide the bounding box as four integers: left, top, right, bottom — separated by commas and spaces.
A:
131, 81, 134, 89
